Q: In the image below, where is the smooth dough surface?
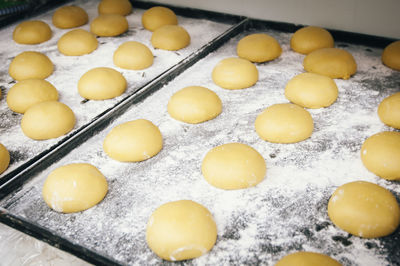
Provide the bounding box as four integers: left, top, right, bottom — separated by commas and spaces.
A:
7, 79, 59, 113
378, 92, 400, 129
167, 86, 222, 124
151, 25, 190, 51
360, 131, 400, 180
52, 5, 88, 29
382, 40, 400, 71
90, 14, 128, 37
42, 163, 108, 213
276, 251, 341, 266
21, 101, 75, 140
237, 33, 282, 63
328, 181, 400, 238
113, 41, 153, 70
58, 29, 98, 56
78, 67, 126, 100
0, 143, 10, 175
202, 143, 266, 190
103, 119, 163, 162
9, 51, 53, 81
98, 0, 132, 16
142, 6, 178, 32
255, 103, 313, 143
290, 26, 334, 54
212, 57, 258, 90
303, 48, 357, 79
13, 20, 51, 44
146, 200, 217, 261
284, 72, 338, 109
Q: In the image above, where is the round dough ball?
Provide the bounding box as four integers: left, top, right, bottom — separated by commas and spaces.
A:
142, 6, 178, 32
13, 20, 51, 45
7, 79, 59, 113
290, 26, 334, 54
9, 51, 53, 81
113, 41, 153, 70
78, 67, 126, 100
360, 131, 400, 180
255, 103, 314, 143
58, 29, 98, 56
98, 0, 132, 16
167, 86, 222, 124
52, 5, 88, 29
90, 14, 128, 37
328, 181, 400, 238
303, 48, 357, 79
382, 40, 400, 71
237, 33, 282, 63
21, 101, 75, 140
146, 200, 217, 261
0, 143, 10, 175
212, 57, 258, 90
276, 251, 341, 266
378, 92, 400, 129
202, 143, 266, 190
151, 25, 190, 51
284, 72, 338, 109
42, 163, 108, 213
103, 119, 163, 162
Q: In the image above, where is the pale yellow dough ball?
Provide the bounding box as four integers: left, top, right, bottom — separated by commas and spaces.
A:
237, 33, 282, 63
90, 14, 128, 37
21, 101, 75, 140
9, 51, 53, 81
113, 41, 153, 70
378, 92, 400, 129
103, 119, 163, 162
275, 251, 341, 266
58, 29, 98, 56
361, 131, 400, 180
42, 163, 108, 213
151, 25, 190, 51
142, 6, 178, 32
0, 143, 10, 175
98, 0, 132, 16
382, 40, 400, 71
7, 79, 59, 113
13, 20, 51, 45
328, 181, 400, 238
52, 5, 88, 29
212, 57, 258, 90
290, 26, 334, 54
146, 200, 217, 261
284, 72, 338, 109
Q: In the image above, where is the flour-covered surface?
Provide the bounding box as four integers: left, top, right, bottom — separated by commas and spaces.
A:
1, 27, 400, 265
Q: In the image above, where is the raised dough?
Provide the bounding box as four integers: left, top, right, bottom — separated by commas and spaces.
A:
42, 163, 108, 213
290, 26, 334, 54
103, 119, 163, 162
58, 29, 98, 56
146, 200, 217, 261
382, 40, 400, 71
151, 25, 190, 51
9, 51, 53, 81
328, 181, 400, 238
7, 79, 59, 113
52, 5, 88, 29
237, 33, 282, 63
113, 41, 153, 70
0, 143, 10, 175
284, 72, 338, 109
202, 143, 266, 190
142, 6, 178, 32
360, 131, 400, 180
378, 92, 400, 129
13, 20, 51, 44
98, 0, 132, 16
167, 86, 222, 124
276, 251, 341, 266
90, 14, 128, 37
212, 57, 258, 90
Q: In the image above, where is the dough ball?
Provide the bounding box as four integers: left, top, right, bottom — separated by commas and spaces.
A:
151, 25, 190, 51
382, 40, 400, 71
103, 119, 163, 162
328, 181, 400, 238
113, 41, 153, 70
212, 57, 258, 90
13, 20, 51, 45
290, 26, 334, 54
142, 6, 178, 32
58, 29, 98, 56
276, 251, 341, 266
90, 14, 128, 37
237, 33, 282, 63
21, 101, 75, 140
360, 131, 400, 180
0, 143, 10, 175
202, 143, 266, 190
52, 5, 88, 29
255, 103, 313, 143
78, 67, 126, 100
146, 200, 217, 261
9, 51, 53, 81
98, 0, 132, 16
167, 86, 222, 124
378, 92, 400, 129
42, 163, 108, 213
284, 72, 338, 109
303, 48, 357, 79
7, 79, 59, 113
